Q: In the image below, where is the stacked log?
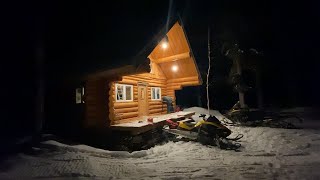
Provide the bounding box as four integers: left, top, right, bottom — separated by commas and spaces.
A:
109, 73, 167, 124
88, 74, 201, 125
165, 76, 201, 109
84, 78, 109, 128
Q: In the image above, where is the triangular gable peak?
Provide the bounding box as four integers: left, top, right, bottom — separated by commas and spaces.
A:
85, 21, 201, 85
83, 21, 202, 127
148, 22, 202, 87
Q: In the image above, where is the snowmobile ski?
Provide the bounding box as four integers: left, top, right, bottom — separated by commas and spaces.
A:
226, 134, 244, 141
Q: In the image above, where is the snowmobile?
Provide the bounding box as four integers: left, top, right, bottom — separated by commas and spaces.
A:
224, 101, 304, 129
163, 114, 243, 150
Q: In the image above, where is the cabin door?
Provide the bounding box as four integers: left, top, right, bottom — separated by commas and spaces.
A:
138, 84, 148, 116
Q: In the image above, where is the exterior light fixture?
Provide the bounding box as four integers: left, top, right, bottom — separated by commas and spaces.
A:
161, 35, 169, 50
172, 65, 178, 72
161, 42, 168, 49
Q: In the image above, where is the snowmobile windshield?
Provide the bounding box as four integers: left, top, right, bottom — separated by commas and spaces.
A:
207, 116, 221, 124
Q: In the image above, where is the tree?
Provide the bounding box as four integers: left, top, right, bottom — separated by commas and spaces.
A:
207, 26, 212, 113
222, 43, 263, 110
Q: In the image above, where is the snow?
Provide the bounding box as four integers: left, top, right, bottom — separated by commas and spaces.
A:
111, 111, 194, 127
281, 107, 320, 129
42, 140, 149, 158
1, 107, 320, 179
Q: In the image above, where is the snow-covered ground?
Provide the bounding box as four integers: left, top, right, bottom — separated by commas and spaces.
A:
1, 107, 320, 179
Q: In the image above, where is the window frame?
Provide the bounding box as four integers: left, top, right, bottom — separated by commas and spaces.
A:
151, 87, 161, 101
115, 83, 133, 102
75, 87, 85, 104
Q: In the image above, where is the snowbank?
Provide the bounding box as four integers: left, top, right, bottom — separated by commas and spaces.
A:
1, 107, 320, 179
42, 140, 148, 158
282, 107, 320, 129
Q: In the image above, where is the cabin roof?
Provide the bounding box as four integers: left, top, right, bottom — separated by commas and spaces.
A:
85, 16, 201, 84
84, 18, 177, 79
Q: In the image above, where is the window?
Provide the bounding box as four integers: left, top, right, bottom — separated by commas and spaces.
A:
151, 87, 161, 100
116, 84, 133, 102
76, 87, 85, 104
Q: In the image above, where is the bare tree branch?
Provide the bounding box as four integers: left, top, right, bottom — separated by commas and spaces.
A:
207, 26, 212, 114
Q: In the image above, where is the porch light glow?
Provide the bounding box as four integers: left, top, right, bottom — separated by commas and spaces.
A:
172, 65, 178, 72
161, 41, 168, 49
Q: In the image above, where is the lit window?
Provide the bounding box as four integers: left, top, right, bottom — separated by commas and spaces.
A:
151, 87, 161, 100
116, 84, 133, 102
75, 87, 85, 104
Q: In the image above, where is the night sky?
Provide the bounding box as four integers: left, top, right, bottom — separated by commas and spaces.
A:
1, 0, 319, 138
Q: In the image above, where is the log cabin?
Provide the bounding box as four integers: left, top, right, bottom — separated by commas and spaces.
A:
77, 20, 202, 134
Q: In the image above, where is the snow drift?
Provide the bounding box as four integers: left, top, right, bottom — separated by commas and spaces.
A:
0, 107, 320, 179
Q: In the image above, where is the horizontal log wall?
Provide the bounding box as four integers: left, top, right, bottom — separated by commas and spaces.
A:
109, 71, 171, 125
84, 78, 110, 128
167, 76, 200, 91
85, 70, 200, 126
166, 76, 201, 108
166, 76, 200, 88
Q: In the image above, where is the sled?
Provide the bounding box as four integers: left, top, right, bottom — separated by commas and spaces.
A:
163, 114, 243, 151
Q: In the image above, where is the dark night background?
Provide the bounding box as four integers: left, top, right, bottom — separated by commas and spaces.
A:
1, 0, 319, 147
